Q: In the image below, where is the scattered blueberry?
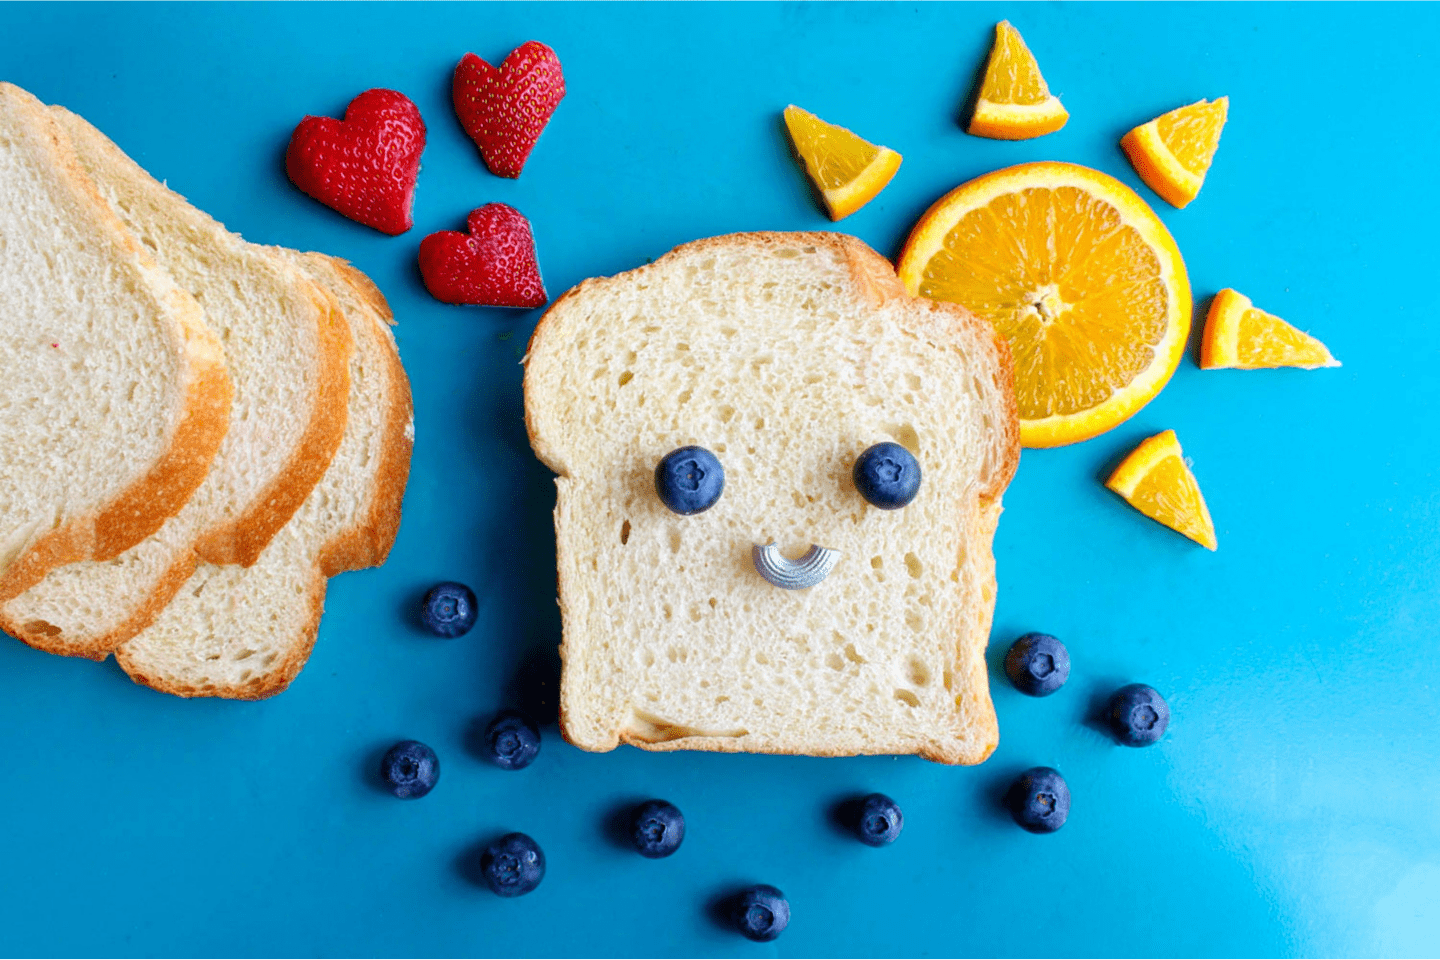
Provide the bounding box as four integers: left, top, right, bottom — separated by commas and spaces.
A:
379, 740, 439, 799
1004, 633, 1070, 697
853, 442, 921, 509
630, 800, 685, 858
1108, 684, 1170, 746
855, 793, 904, 846
480, 832, 546, 897
733, 884, 790, 942
1007, 767, 1070, 834
420, 581, 477, 637
655, 445, 725, 515
482, 711, 541, 770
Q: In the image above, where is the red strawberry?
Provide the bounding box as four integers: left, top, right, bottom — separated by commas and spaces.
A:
452, 42, 565, 178
418, 204, 547, 308
286, 89, 426, 235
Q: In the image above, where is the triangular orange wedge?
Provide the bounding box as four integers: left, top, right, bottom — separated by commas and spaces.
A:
1121, 98, 1228, 208
1106, 430, 1217, 550
1200, 289, 1339, 370
783, 105, 902, 220
968, 21, 1068, 140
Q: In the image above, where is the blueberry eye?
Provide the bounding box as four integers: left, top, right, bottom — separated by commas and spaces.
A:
853, 442, 921, 509
655, 445, 725, 515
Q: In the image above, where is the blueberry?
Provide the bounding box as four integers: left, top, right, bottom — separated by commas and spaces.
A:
1004, 633, 1070, 697
420, 581, 477, 637
655, 445, 724, 515
855, 793, 903, 846
1007, 766, 1070, 833
853, 442, 921, 509
630, 799, 685, 858
480, 832, 545, 897
379, 740, 439, 799
482, 711, 541, 770
1108, 684, 1170, 746
732, 884, 789, 942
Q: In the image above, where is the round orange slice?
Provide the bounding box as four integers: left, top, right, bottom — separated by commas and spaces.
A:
1200, 289, 1339, 370
1105, 430, 1217, 550
1120, 98, 1228, 209
968, 21, 1069, 140
897, 162, 1191, 448
783, 105, 902, 221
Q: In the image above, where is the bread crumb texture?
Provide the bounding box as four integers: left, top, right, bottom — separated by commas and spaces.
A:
525, 233, 1018, 764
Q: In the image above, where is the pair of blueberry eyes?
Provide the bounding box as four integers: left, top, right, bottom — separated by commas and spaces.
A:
653, 442, 922, 515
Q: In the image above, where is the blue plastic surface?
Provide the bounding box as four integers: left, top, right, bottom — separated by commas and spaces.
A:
2, 3, 1438, 956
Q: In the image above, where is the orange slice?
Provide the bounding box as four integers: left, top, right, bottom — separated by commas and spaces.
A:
897, 162, 1191, 448
783, 105, 902, 220
968, 21, 1069, 140
1121, 98, 1229, 208
1106, 430, 1217, 550
1200, 289, 1339, 370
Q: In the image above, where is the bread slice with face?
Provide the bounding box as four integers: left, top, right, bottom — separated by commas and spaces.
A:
524, 233, 1019, 764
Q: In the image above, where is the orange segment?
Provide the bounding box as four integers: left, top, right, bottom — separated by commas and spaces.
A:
1121, 98, 1228, 208
1200, 288, 1340, 370
969, 21, 1069, 140
783, 105, 902, 220
897, 162, 1190, 448
1106, 430, 1217, 550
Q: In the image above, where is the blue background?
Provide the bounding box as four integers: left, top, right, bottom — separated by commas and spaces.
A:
2, 2, 1436, 956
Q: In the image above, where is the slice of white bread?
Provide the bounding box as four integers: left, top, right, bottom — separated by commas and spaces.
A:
116, 253, 413, 698
0, 105, 354, 658
0, 82, 231, 601
524, 233, 1020, 764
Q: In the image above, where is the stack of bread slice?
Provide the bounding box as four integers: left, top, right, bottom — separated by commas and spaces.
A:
0, 82, 412, 699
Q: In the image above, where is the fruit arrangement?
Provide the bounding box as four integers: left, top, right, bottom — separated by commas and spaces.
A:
782, 20, 1338, 551
286, 43, 563, 308
270, 17, 1341, 939
0, 12, 1356, 950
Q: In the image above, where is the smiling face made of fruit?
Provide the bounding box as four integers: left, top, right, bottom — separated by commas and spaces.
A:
524, 233, 1019, 764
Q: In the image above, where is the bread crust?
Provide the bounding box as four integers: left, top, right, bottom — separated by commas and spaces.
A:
526, 231, 1020, 764
0, 83, 233, 603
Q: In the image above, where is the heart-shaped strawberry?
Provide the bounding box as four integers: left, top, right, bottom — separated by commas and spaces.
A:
453, 42, 565, 179
286, 89, 426, 235
418, 204, 547, 308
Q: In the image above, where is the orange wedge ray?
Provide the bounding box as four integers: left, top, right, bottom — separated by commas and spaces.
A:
1200, 288, 1339, 370
898, 161, 1190, 448
1106, 430, 1217, 550
969, 21, 1068, 140
1121, 97, 1228, 208
783, 105, 902, 220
